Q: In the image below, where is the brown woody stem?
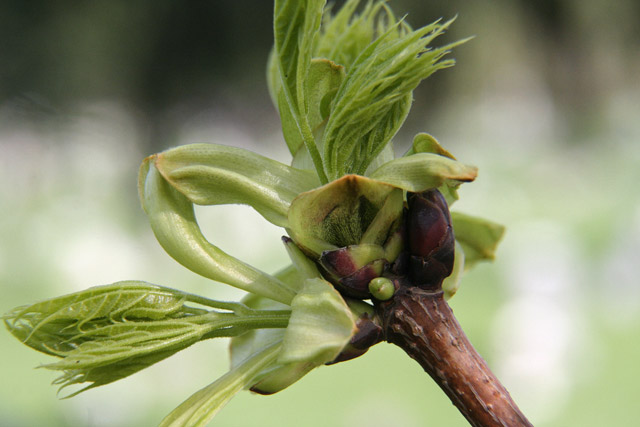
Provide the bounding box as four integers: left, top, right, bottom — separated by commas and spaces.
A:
377, 286, 532, 427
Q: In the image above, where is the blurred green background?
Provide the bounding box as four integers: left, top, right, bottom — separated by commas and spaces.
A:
1, 1, 639, 426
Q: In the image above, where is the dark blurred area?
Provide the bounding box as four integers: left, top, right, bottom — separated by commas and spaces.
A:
2, 0, 638, 151
0, 1, 277, 150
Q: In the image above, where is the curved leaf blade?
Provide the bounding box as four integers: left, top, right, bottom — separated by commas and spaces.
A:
139, 158, 296, 305
154, 143, 319, 227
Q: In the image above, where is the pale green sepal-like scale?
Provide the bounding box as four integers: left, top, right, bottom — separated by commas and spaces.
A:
228, 294, 311, 397
369, 152, 478, 193
359, 187, 403, 246
279, 278, 356, 365
404, 133, 457, 159
281, 237, 323, 288
287, 174, 399, 257
139, 157, 296, 305
451, 212, 506, 270
403, 133, 463, 204
154, 143, 319, 228
249, 360, 317, 395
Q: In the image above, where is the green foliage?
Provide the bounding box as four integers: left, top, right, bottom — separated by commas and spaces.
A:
274, 0, 328, 182
322, 18, 465, 179
272, 0, 466, 182
3, 282, 290, 397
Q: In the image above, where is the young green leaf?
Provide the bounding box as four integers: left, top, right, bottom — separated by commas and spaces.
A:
5, 281, 195, 356
274, 0, 328, 182
315, 0, 399, 70
323, 18, 465, 179
139, 158, 297, 304
3, 281, 291, 396
279, 59, 345, 159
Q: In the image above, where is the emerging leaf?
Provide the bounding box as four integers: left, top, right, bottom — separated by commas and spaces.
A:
3, 282, 290, 396
323, 18, 466, 179
315, 0, 402, 71
274, 0, 328, 181
280, 59, 345, 161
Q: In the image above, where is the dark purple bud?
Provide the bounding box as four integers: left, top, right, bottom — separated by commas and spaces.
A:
406, 189, 455, 289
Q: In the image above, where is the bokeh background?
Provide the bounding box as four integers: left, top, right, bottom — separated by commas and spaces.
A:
2, 1, 639, 426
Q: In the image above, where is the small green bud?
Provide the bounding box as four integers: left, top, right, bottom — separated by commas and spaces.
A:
368, 277, 395, 301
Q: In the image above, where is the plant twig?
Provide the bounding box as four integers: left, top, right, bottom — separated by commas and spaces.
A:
377, 287, 532, 427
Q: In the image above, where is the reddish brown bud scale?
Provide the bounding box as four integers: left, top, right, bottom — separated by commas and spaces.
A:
406, 189, 455, 289
407, 190, 450, 257
336, 259, 386, 299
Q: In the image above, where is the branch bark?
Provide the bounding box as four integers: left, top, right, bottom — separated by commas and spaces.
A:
377, 286, 532, 427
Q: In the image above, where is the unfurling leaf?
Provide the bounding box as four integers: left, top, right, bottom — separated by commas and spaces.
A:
3, 282, 290, 396
139, 157, 296, 304
323, 18, 465, 179
281, 59, 345, 161
274, 0, 328, 181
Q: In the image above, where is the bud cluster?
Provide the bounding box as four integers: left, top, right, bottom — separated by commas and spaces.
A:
319, 188, 455, 299
289, 181, 456, 302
